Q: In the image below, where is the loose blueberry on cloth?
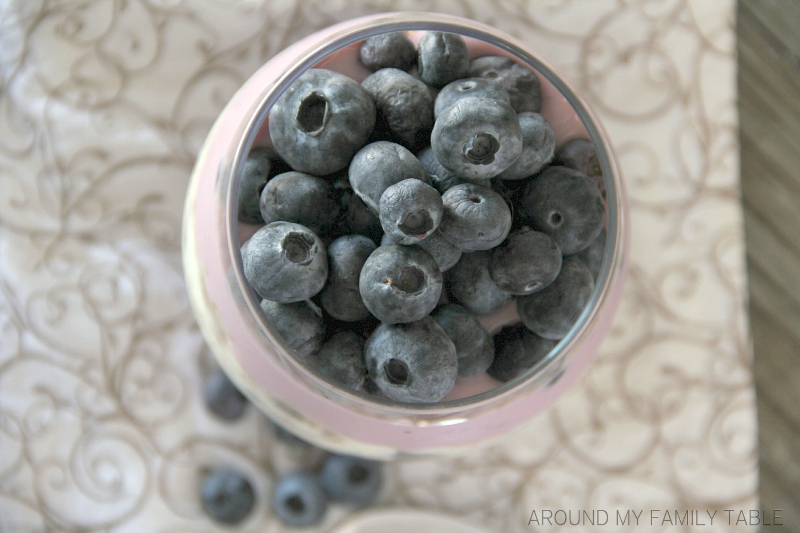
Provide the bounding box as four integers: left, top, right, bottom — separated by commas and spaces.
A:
320, 454, 382, 506
200, 467, 256, 525
272, 472, 328, 527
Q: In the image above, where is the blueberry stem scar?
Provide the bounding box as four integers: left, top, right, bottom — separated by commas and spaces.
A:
282, 233, 313, 265
296, 92, 328, 135
465, 133, 499, 165
384, 358, 411, 386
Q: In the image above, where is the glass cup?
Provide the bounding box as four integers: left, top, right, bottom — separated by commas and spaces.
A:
183, 12, 629, 460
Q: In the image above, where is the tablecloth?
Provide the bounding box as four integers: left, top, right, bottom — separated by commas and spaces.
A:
0, 1, 757, 531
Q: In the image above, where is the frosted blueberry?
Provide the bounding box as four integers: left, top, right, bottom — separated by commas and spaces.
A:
362, 68, 433, 149
337, 188, 383, 244
259, 171, 339, 236
358, 244, 442, 324
269, 68, 375, 175
319, 234, 377, 322
489, 324, 557, 382
432, 97, 523, 180
260, 299, 324, 357
489, 227, 562, 295
468, 55, 541, 112
200, 467, 255, 525
237, 147, 271, 224
432, 304, 495, 377
418, 229, 462, 272
379, 178, 443, 244
243, 222, 327, 303
517, 258, 594, 340
417, 146, 470, 193
438, 183, 512, 252
313, 331, 367, 391
348, 141, 429, 215
320, 455, 382, 506
569, 228, 606, 282
434, 77, 511, 119
360, 32, 416, 71
556, 138, 605, 195
272, 472, 327, 527
497, 112, 555, 180
417, 31, 470, 87
446, 250, 512, 315
365, 316, 457, 402
520, 166, 605, 255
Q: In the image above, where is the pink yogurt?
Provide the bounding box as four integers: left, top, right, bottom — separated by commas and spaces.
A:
184, 12, 628, 459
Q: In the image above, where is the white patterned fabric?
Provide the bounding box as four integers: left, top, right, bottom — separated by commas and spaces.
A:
0, 1, 756, 532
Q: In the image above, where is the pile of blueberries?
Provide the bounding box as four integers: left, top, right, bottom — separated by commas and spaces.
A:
240, 31, 607, 404
200, 370, 383, 527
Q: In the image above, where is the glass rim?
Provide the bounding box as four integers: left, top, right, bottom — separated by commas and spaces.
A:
224, 12, 623, 416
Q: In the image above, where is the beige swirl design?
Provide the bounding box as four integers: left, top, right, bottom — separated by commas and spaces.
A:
0, 0, 756, 531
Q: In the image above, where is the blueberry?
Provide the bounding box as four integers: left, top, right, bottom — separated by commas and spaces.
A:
417, 146, 470, 193
237, 147, 272, 224
519, 166, 605, 255
434, 77, 511, 119
488, 324, 557, 382
361, 375, 387, 398
365, 316, 457, 402
243, 222, 328, 303
348, 141, 429, 215
569, 228, 606, 282
269, 68, 375, 175
360, 32, 417, 72
432, 304, 495, 377
319, 235, 377, 322
489, 227, 562, 295
468, 55, 541, 113
337, 188, 383, 244
203, 370, 248, 420
446, 250, 513, 315
417, 31, 470, 87
270, 419, 309, 444
432, 97, 523, 180
517, 258, 594, 340
358, 243, 442, 324
272, 472, 327, 527
438, 183, 512, 252
320, 454, 382, 506
417, 229, 462, 271
313, 331, 367, 390
260, 299, 325, 357
379, 178, 443, 244
497, 113, 555, 180
362, 68, 433, 149
259, 171, 340, 236
200, 466, 255, 525
555, 138, 605, 195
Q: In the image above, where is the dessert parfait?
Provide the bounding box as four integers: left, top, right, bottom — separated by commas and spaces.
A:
183, 12, 627, 459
